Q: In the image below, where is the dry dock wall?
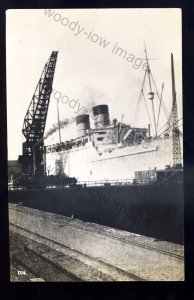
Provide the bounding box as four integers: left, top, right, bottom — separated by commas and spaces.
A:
8, 183, 184, 244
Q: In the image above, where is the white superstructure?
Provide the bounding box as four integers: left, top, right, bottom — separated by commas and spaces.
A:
45, 135, 175, 181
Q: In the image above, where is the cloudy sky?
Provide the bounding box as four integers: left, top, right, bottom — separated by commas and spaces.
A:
6, 8, 182, 160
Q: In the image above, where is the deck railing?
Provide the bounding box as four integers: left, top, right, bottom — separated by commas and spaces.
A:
77, 179, 134, 187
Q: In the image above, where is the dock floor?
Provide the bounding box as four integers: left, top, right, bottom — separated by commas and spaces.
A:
9, 204, 184, 281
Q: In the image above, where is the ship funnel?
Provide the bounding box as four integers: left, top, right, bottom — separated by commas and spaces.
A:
76, 114, 90, 137
92, 105, 110, 128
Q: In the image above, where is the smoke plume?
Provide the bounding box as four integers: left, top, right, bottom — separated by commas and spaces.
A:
44, 117, 75, 140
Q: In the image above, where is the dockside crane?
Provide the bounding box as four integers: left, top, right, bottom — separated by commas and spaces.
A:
171, 53, 182, 167
21, 51, 58, 176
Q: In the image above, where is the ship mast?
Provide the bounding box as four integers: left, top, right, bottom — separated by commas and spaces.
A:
144, 43, 157, 137
133, 44, 172, 139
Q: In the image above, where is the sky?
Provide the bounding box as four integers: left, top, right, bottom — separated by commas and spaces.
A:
6, 8, 182, 160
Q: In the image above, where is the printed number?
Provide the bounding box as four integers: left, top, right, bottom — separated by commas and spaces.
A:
18, 271, 26, 275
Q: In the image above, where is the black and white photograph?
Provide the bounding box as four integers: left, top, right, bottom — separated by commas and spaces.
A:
7, 8, 184, 282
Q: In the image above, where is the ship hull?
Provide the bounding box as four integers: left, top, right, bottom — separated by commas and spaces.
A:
9, 181, 184, 244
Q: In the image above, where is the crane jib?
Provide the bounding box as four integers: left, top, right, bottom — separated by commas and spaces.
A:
22, 51, 58, 176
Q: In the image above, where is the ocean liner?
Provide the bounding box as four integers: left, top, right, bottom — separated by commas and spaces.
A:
45, 51, 183, 184
9, 49, 183, 243
45, 106, 178, 182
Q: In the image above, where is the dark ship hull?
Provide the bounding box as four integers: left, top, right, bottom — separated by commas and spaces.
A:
9, 179, 183, 244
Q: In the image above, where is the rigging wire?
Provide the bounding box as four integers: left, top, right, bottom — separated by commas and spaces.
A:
150, 72, 169, 118
156, 83, 164, 132
157, 120, 170, 134
158, 117, 183, 136
133, 69, 147, 125
157, 114, 182, 135
150, 72, 170, 122
157, 107, 174, 134
142, 90, 154, 135
144, 42, 157, 136
150, 73, 170, 121
161, 123, 183, 136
